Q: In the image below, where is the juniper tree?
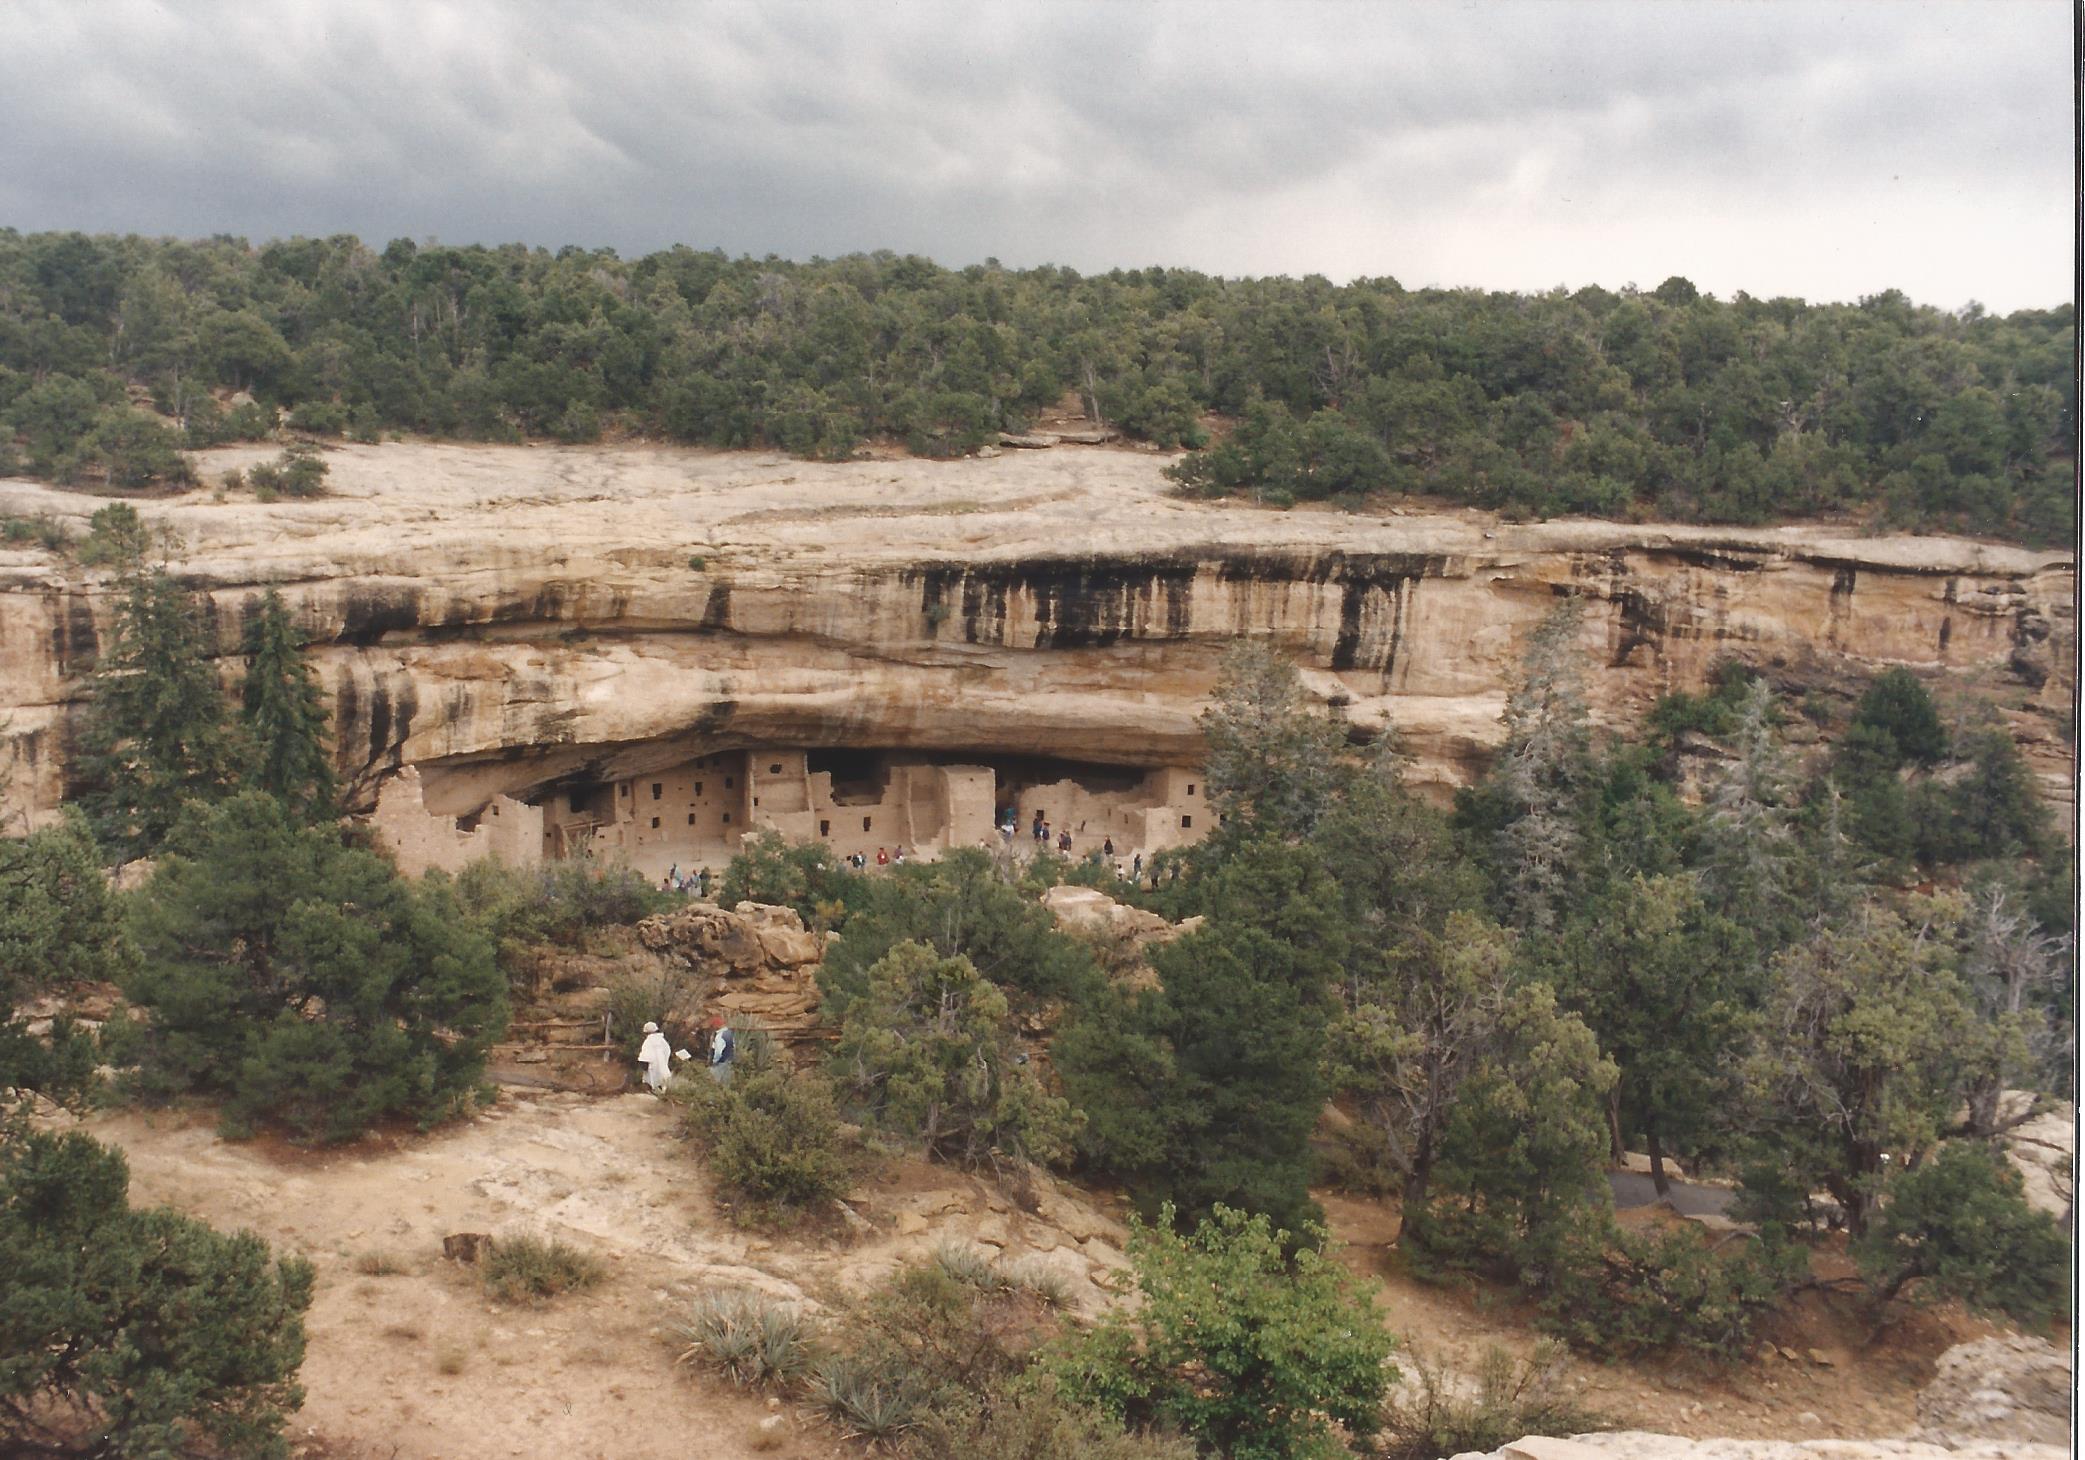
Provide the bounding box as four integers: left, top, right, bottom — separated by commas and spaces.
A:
0, 1127, 314, 1459
1538, 872, 1755, 1191
239, 589, 336, 820
1746, 900, 1970, 1235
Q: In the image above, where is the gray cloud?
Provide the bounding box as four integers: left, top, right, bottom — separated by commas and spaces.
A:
0, 0, 2070, 308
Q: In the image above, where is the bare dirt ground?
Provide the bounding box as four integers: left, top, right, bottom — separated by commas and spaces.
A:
56, 1092, 2052, 1460
71, 1091, 1132, 1460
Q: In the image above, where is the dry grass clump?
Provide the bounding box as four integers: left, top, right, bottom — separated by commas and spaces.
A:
480, 1233, 606, 1305
353, 1248, 407, 1276
1380, 1341, 1607, 1460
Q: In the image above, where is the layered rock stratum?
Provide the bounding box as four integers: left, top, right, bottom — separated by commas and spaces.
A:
1, 441, 2072, 827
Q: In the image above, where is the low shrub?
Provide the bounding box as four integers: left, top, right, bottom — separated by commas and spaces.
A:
1382, 1342, 1605, 1460
1056, 1203, 1395, 1460
244, 443, 329, 498
1, 513, 69, 551
1535, 1219, 1804, 1362
481, 1234, 605, 1304
676, 1062, 853, 1220
448, 857, 676, 986
911, 1375, 1197, 1460
673, 1288, 813, 1388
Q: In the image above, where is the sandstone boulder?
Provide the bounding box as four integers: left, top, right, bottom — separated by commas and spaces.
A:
1041, 884, 1172, 942
1913, 1335, 2071, 1450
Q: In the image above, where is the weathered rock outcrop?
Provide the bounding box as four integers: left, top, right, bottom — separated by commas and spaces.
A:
636, 900, 825, 1039
1, 441, 2071, 828
1453, 1334, 2072, 1459
1913, 1336, 2072, 1450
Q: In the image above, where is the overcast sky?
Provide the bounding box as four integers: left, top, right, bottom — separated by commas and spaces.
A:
1, 0, 2073, 310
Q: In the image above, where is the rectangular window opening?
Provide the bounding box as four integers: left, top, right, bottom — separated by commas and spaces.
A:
1180, 815, 1193, 829
820, 820, 831, 837
862, 816, 873, 832
769, 762, 783, 775
651, 783, 662, 800
650, 816, 661, 829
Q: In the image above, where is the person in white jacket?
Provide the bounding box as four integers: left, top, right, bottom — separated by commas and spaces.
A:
636, 1021, 676, 1093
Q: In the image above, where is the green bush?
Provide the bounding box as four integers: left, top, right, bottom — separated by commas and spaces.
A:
481, 1233, 606, 1304
244, 442, 328, 498
124, 792, 508, 1142
818, 848, 1099, 1019
721, 833, 863, 931
675, 1061, 853, 1219
1, 512, 70, 551
1853, 1141, 2070, 1328
1535, 1218, 1804, 1362
0, 1127, 313, 1459
830, 940, 1079, 1168
0, 1016, 103, 1104
1057, 1203, 1395, 1460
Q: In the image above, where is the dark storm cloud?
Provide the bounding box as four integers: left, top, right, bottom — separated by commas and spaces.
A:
0, 0, 2070, 308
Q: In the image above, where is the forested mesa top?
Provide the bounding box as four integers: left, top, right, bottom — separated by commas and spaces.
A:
0, 230, 2073, 544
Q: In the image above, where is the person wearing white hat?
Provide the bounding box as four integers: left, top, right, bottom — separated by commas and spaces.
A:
636, 1020, 675, 1093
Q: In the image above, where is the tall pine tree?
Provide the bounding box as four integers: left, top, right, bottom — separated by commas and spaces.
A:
77, 568, 237, 862
240, 590, 335, 821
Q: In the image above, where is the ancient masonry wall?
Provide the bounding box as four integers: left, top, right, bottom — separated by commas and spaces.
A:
372, 749, 1209, 878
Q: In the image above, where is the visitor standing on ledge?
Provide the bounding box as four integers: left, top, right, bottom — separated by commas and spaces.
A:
637, 1021, 675, 1093
707, 1017, 736, 1086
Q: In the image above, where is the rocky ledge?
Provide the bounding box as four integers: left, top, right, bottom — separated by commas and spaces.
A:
1, 441, 2071, 826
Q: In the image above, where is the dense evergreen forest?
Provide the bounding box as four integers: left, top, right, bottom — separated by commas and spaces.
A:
0, 230, 2073, 543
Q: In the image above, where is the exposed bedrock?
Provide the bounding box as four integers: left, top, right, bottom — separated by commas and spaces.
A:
0, 443, 2072, 826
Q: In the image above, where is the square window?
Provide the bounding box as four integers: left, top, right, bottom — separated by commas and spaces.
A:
722, 812, 732, 824
1180, 815, 1193, 829
650, 817, 661, 829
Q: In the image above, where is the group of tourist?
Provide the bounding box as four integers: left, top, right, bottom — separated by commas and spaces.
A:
636, 1014, 736, 1093
843, 847, 910, 869
662, 864, 713, 897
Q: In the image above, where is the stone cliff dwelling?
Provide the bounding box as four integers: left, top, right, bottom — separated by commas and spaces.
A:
372, 748, 1212, 879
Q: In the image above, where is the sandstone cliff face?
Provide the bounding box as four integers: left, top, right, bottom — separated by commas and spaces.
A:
0, 441, 2072, 827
